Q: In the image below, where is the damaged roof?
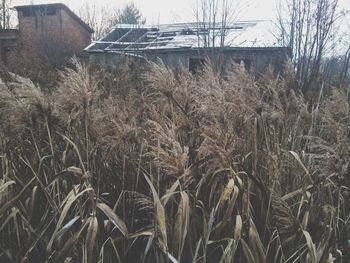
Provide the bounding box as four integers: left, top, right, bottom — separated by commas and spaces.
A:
86, 20, 285, 55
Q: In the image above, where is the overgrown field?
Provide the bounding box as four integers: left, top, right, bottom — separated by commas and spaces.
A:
0, 60, 349, 262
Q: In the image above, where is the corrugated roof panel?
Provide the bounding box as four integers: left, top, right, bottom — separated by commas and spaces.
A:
86, 20, 286, 53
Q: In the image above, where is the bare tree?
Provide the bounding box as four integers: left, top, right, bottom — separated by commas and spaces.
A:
337, 16, 350, 88
0, 0, 12, 29
193, 0, 237, 74
79, 3, 118, 40
195, 0, 236, 48
277, 0, 341, 93
79, 1, 146, 41
339, 46, 350, 85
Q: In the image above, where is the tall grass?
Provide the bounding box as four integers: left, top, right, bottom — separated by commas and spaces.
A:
0, 59, 349, 262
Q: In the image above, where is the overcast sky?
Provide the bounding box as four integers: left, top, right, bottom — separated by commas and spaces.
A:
10, 0, 350, 24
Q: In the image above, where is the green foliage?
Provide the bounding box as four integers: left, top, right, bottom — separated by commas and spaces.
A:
114, 2, 146, 25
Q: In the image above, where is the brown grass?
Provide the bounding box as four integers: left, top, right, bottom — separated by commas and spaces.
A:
0, 59, 349, 262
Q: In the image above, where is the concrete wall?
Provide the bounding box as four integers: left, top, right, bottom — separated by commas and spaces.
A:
144, 48, 290, 74
89, 47, 291, 76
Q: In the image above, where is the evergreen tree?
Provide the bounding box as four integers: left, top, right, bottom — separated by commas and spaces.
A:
115, 2, 146, 24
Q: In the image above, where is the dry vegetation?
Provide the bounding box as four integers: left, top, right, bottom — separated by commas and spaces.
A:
0, 59, 349, 262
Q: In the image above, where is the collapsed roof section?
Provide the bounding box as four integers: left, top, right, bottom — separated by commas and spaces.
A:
85, 20, 284, 57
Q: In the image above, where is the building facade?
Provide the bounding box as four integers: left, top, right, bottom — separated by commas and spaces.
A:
0, 3, 93, 69
86, 21, 291, 75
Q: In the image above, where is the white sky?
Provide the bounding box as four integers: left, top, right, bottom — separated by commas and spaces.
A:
10, 0, 350, 24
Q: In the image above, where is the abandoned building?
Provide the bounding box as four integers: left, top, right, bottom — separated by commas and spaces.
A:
0, 29, 18, 65
0, 3, 93, 69
85, 21, 291, 74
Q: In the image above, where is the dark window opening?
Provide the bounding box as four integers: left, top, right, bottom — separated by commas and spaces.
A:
22, 7, 57, 17
40, 7, 57, 16
233, 58, 253, 71
22, 9, 36, 17
46, 7, 57, 16
189, 58, 206, 74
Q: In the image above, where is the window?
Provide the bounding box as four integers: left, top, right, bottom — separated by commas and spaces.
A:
189, 58, 206, 74
44, 7, 57, 16
233, 58, 253, 71
22, 9, 36, 17
22, 7, 57, 17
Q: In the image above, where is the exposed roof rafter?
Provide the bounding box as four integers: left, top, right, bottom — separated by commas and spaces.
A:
86, 21, 288, 53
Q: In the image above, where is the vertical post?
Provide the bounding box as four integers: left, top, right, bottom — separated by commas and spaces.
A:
0, 40, 3, 63
2, 0, 6, 29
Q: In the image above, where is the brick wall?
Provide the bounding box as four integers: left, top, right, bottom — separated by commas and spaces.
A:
18, 9, 61, 59
60, 8, 92, 57
15, 5, 92, 66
